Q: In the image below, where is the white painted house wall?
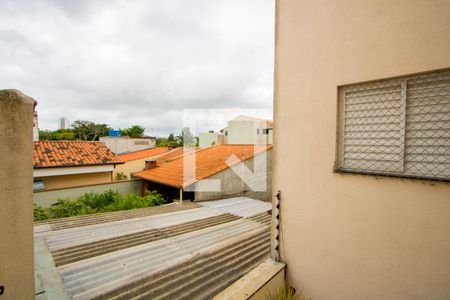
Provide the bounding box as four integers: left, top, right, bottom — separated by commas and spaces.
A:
225, 116, 273, 145
100, 136, 156, 154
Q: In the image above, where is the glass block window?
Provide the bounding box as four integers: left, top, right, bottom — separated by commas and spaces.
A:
336, 69, 450, 181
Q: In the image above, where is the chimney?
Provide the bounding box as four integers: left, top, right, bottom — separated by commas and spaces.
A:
145, 159, 157, 170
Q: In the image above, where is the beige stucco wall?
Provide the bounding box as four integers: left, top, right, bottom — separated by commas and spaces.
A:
273, 1, 450, 300
194, 150, 272, 202
36, 171, 112, 190
114, 158, 148, 179
0, 90, 35, 299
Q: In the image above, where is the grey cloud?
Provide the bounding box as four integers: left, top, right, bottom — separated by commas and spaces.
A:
0, 0, 274, 135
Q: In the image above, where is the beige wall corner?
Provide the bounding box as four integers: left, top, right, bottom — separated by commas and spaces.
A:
0, 89, 36, 299
273, 1, 450, 299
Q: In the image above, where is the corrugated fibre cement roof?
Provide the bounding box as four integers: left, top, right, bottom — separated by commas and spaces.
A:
34, 197, 272, 300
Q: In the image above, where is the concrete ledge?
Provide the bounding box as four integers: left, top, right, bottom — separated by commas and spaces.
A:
214, 258, 285, 300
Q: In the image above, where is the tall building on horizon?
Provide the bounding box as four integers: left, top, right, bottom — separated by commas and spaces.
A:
59, 117, 70, 130
33, 111, 39, 141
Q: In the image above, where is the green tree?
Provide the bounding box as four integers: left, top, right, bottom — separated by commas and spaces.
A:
39, 129, 75, 141
38, 130, 51, 141
121, 125, 145, 137
72, 120, 110, 141
155, 137, 169, 147
156, 132, 179, 147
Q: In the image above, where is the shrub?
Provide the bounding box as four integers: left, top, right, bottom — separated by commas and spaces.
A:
101, 191, 165, 212
79, 190, 117, 210
265, 285, 310, 300
33, 204, 50, 221
115, 172, 128, 181
33, 190, 166, 221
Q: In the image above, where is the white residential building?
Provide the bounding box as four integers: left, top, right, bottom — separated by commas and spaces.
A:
33, 111, 39, 141
199, 115, 273, 148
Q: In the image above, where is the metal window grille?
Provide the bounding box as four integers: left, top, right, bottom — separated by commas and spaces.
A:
336, 69, 450, 181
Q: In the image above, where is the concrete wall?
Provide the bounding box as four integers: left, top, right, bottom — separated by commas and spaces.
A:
194, 150, 272, 202
114, 159, 147, 179
34, 179, 143, 207
35, 171, 112, 190
100, 136, 156, 154
0, 90, 35, 299
273, 1, 450, 299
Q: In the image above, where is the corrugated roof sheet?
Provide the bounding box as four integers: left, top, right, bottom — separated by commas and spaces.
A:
34, 197, 271, 300
33, 141, 123, 168
135, 144, 272, 188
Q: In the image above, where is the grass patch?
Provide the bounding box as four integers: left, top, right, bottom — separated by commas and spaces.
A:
34, 190, 166, 221
265, 284, 311, 300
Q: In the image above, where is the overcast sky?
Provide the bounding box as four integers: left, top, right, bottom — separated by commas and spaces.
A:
0, 0, 274, 136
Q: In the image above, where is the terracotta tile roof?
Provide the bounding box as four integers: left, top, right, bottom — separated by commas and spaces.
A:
33, 141, 123, 169
135, 144, 272, 188
155, 147, 197, 165
118, 147, 170, 162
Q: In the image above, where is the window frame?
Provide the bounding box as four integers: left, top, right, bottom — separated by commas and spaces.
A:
33, 180, 46, 191
334, 68, 450, 183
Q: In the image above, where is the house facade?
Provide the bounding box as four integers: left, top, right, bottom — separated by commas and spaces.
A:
135, 144, 272, 202
100, 136, 156, 154
33, 141, 123, 190
222, 115, 273, 145
199, 115, 273, 148
273, 1, 450, 300
114, 147, 170, 179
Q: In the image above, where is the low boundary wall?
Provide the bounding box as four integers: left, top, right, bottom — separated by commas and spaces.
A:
33, 180, 143, 207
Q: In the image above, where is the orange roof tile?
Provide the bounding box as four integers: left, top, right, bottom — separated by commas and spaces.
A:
135, 144, 272, 188
155, 147, 197, 165
33, 141, 123, 168
118, 147, 170, 162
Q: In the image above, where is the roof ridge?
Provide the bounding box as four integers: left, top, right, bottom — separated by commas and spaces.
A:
135, 144, 271, 188
34, 140, 102, 143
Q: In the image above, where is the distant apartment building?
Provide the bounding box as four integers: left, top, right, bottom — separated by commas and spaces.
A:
273, 1, 450, 300
100, 135, 157, 154
33, 141, 123, 190
199, 115, 273, 148
59, 117, 70, 130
